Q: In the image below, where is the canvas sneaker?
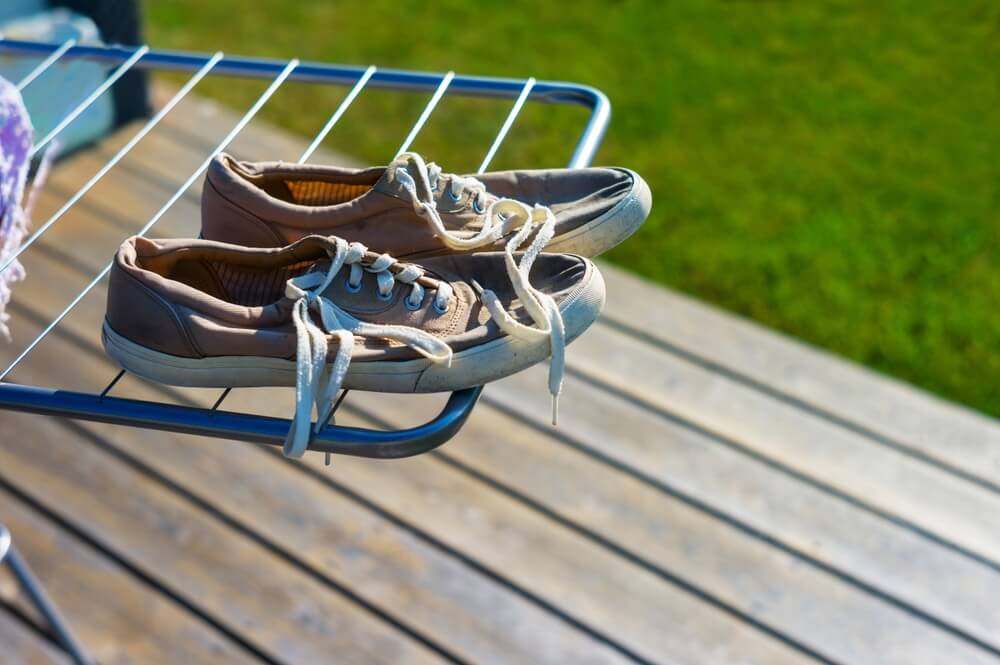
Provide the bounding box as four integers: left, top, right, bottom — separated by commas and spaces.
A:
103, 233, 605, 457
202, 151, 651, 258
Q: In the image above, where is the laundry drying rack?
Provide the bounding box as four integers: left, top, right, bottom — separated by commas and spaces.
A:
0, 38, 611, 460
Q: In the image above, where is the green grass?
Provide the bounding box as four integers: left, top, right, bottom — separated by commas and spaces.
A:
146, 1, 1000, 418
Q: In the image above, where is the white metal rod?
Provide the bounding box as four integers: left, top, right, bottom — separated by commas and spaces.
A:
16, 38, 77, 90
31, 45, 150, 156
199, 62, 372, 407
299, 65, 377, 163
395, 71, 454, 156
197, 64, 377, 410
478, 77, 535, 173
0, 58, 300, 382
0, 52, 224, 277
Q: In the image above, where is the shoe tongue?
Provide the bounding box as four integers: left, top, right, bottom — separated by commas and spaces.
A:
371, 155, 433, 202
372, 156, 499, 216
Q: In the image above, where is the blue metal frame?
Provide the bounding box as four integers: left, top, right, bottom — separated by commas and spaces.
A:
0, 39, 610, 459
0, 383, 482, 458
0, 39, 610, 167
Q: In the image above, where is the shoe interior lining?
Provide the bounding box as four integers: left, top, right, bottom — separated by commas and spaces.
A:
207, 259, 315, 306
285, 180, 372, 206
152, 255, 315, 307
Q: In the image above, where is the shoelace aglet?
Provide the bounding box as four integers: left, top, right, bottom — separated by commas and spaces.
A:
325, 452, 332, 466
551, 394, 559, 427
470, 279, 485, 295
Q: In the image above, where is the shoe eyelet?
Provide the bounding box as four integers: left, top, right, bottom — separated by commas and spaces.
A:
432, 300, 450, 315
404, 295, 423, 311
447, 188, 462, 202
344, 278, 362, 293
377, 288, 394, 302
472, 197, 486, 214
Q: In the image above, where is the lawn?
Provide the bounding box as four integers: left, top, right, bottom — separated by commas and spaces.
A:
146, 1, 1000, 418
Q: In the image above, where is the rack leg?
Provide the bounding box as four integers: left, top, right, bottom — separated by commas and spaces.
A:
0, 525, 94, 665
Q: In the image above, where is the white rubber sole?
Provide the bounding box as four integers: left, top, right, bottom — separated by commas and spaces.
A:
102, 263, 605, 393
544, 169, 652, 258
403, 170, 651, 261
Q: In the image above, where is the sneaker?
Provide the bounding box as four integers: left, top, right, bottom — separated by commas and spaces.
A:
103, 234, 605, 457
202, 151, 651, 258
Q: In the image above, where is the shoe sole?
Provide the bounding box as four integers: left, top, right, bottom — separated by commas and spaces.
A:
543, 169, 652, 258
102, 261, 605, 393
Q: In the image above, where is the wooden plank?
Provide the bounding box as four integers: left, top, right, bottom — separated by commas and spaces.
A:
353, 388, 1000, 664
0, 410, 447, 665
0, 297, 447, 665
17, 177, 1000, 659
70, 89, 358, 225
3, 194, 642, 664
43, 134, 203, 239
82, 423, 638, 665
561, 321, 1000, 566
597, 264, 1000, 492
31, 123, 1000, 660
2, 254, 637, 663
156, 82, 1000, 496
152, 81, 1000, 490
486, 363, 1000, 652
84, 424, 637, 665
149, 85, 364, 166
297, 453, 812, 665
127, 100, 995, 660
0, 489, 260, 665
0, 609, 68, 665
7, 148, 814, 665
15, 110, 1000, 664
60, 111, 997, 636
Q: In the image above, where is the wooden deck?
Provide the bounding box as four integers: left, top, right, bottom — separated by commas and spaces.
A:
2, 93, 1000, 665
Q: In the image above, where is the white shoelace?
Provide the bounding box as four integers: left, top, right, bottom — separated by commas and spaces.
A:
283, 238, 453, 458
393, 153, 566, 424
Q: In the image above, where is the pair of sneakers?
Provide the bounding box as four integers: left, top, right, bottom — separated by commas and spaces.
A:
103, 152, 651, 457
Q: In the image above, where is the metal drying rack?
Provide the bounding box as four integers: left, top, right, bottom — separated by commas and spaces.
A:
0, 38, 611, 459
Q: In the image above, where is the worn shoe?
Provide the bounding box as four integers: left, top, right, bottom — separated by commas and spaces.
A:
202, 151, 651, 258
103, 234, 605, 457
